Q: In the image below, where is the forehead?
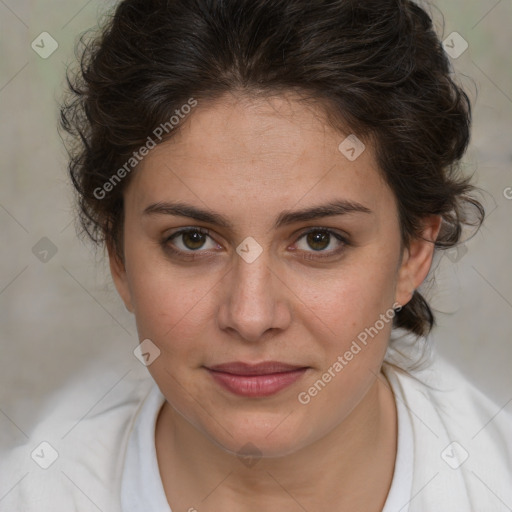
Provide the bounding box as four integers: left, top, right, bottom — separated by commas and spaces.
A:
124, 92, 395, 222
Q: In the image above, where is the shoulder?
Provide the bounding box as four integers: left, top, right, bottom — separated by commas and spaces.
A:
383, 339, 512, 511
0, 368, 154, 512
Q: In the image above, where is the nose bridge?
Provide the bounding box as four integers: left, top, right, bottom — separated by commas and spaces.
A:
220, 246, 284, 342
235, 248, 272, 300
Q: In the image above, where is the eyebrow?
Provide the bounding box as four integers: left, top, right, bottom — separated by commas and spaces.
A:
143, 199, 372, 230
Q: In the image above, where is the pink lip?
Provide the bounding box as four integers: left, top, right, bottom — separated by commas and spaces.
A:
205, 361, 309, 397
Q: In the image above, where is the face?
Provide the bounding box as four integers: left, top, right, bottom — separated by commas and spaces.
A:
110, 92, 440, 457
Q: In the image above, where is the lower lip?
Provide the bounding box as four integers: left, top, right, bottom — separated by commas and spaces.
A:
206, 368, 308, 397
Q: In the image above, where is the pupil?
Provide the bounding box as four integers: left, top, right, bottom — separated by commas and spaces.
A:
184, 231, 205, 250
308, 231, 329, 251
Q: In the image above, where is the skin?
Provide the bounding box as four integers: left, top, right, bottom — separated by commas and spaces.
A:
109, 91, 441, 511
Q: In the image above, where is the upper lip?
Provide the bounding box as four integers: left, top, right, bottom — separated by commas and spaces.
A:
207, 361, 308, 375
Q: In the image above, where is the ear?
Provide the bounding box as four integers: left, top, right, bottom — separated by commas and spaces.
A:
107, 242, 134, 313
395, 215, 442, 308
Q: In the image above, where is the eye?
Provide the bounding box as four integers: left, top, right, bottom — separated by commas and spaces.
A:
162, 227, 220, 257
293, 228, 348, 258
161, 226, 349, 261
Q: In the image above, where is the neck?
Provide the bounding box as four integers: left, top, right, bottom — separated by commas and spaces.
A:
155, 370, 397, 511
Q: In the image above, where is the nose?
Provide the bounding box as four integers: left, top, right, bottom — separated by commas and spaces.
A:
217, 246, 291, 343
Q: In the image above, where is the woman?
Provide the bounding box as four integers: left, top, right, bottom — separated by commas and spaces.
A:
4, 0, 511, 510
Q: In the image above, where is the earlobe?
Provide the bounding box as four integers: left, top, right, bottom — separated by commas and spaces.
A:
107, 243, 134, 313
394, 215, 442, 307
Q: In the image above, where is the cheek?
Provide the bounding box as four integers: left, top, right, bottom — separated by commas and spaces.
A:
294, 253, 399, 343
131, 271, 212, 345
294, 257, 398, 422
124, 240, 217, 351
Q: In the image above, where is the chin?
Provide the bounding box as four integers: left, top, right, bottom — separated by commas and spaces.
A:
201, 413, 313, 460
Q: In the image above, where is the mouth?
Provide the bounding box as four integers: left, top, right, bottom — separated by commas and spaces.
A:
204, 361, 310, 398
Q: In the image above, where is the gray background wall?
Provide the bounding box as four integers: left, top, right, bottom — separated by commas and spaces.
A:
1, 0, 511, 470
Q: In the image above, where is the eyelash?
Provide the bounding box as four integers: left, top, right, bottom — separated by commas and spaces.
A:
161, 227, 349, 261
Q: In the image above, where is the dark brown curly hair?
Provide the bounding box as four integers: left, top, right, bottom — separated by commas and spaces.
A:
59, 0, 484, 338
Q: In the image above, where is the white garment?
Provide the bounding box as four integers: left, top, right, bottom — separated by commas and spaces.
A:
1, 351, 511, 511
120, 370, 414, 512
120, 384, 169, 512
381, 373, 414, 512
